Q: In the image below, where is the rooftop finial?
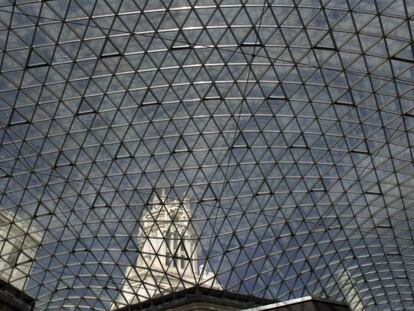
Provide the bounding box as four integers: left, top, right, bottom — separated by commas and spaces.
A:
160, 188, 167, 204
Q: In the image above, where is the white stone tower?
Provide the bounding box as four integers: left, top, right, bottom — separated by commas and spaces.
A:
112, 191, 220, 309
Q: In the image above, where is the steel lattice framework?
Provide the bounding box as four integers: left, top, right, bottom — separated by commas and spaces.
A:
0, 0, 413, 310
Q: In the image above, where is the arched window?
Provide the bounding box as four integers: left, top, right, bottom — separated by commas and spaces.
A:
165, 228, 190, 270
165, 230, 180, 267
165, 230, 173, 266
179, 240, 186, 269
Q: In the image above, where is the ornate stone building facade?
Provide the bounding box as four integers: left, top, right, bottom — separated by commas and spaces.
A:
112, 191, 220, 309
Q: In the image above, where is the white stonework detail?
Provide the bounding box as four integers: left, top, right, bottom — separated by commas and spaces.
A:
0, 209, 42, 291
112, 191, 220, 309
337, 270, 365, 311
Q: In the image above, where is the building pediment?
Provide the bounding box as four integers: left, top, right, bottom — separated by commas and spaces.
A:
116, 286, 274, 311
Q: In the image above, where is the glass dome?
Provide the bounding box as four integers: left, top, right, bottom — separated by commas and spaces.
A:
0, 0, 413, 310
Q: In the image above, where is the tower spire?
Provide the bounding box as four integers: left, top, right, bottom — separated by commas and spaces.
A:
112, 191, 221, 309
160, 188, 167, 204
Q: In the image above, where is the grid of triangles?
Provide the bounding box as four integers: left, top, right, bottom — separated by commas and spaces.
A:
0, 0, 413, 310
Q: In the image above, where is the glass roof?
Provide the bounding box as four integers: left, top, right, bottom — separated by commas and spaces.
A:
0, 0, 413, 310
